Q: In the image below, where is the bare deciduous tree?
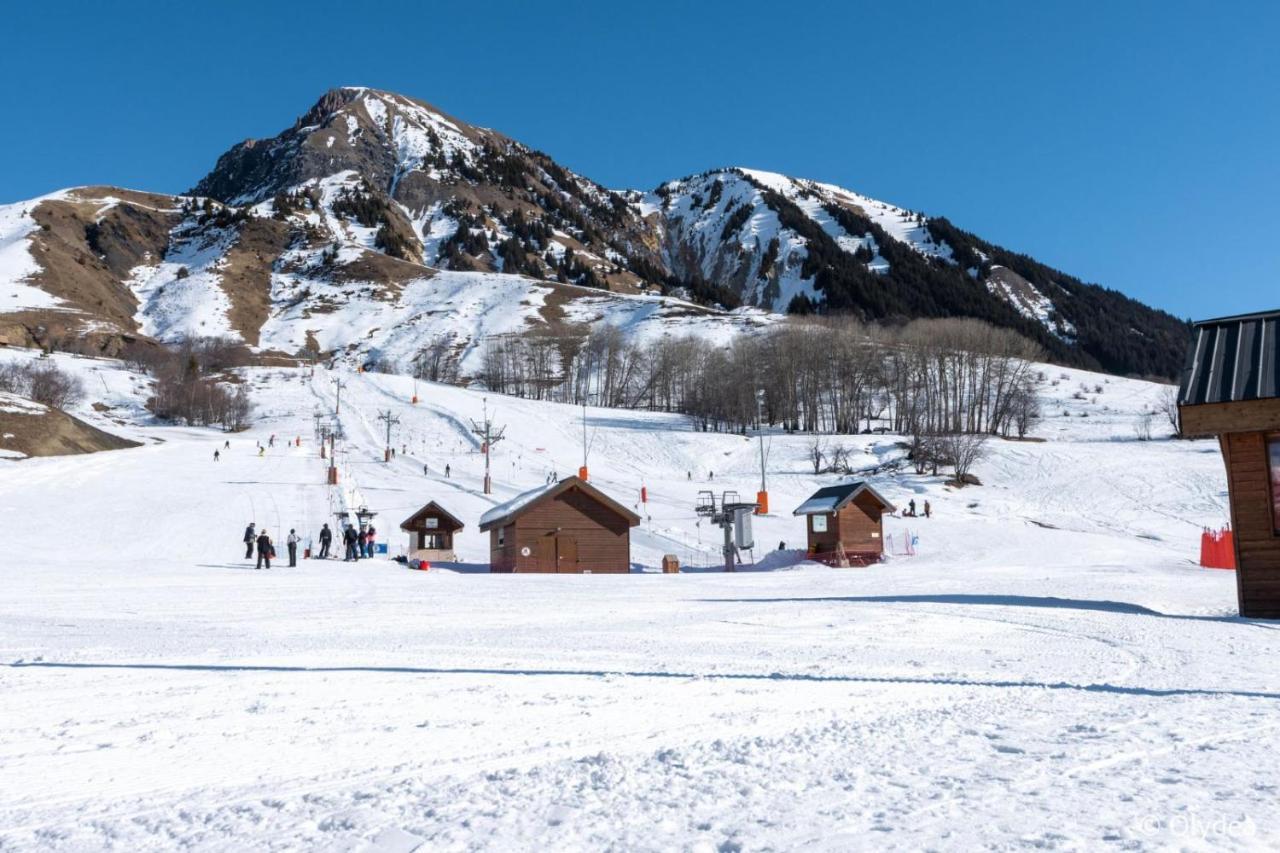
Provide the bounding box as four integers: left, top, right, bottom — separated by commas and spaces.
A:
1156, 385, 1181, 438
467, 316, 1047, 447
0, 361, 84, 409
940, 432, 988, 482
808, 436, 826, 475
1134, 411, 1153, 441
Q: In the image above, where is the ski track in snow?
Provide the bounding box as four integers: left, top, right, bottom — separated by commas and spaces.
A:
0, 351, 1276, 851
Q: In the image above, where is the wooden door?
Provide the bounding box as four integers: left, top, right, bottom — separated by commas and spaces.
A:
556, 536, 578, 573
534, 536, 556, 572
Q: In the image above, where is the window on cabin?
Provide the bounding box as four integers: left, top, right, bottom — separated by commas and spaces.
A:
812, 514, 828, 533
1270, 435, 1280, 535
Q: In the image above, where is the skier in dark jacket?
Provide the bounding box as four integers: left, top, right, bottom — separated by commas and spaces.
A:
343, 525, 358, 561
244, 523, 256, 558
255, 530, 273, 570
318, 524, 332, 559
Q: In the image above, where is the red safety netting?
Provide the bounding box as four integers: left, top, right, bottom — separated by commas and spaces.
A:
1200, 526, 1236, 570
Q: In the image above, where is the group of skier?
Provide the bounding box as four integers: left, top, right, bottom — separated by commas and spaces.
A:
342, 523, 378, 561
904, 499, 932, 519
241, 524, 301, 569
243, 520, 375, 566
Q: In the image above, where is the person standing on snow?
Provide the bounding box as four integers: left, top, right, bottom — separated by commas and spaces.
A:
366, 525, 377, 557
269, 435, 275, 448
224, 440, 230, 450
286, 529, 299, 567
243, 523, 256, 558
907, 499, 916, 517
214, 449, 220, 462
255, 529, 273, 570
923, 500, 932, 519
258, 445, 265, 458
445, 464, 450, 478
342, 525, 358, 561
318, 523, 332, 559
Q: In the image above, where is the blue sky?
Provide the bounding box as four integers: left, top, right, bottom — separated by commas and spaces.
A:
2, 1, 1275, 319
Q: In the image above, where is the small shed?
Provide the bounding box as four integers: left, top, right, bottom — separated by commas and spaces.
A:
794, 481, 895, 565
1178, 309, 1280, 618
400, 501, 464, 563
478, 476, 640, 573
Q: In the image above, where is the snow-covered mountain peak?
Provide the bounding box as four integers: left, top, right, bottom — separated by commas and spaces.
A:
0, 87, 1190, 379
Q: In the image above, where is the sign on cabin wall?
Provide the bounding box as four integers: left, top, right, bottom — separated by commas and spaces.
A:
425, 518, 439, 529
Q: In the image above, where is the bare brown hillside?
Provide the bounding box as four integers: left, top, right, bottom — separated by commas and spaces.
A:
0, 395, 140, 459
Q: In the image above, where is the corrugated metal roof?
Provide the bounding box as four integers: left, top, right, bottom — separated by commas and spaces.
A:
793, 481, 895, 516
1179, 309, 1280, 406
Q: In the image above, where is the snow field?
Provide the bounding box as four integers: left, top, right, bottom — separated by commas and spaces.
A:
1, 358, 1277, 850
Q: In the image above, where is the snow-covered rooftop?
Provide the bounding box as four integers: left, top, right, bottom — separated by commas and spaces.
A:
793, 481, 894, 515
478, 480, 560, 529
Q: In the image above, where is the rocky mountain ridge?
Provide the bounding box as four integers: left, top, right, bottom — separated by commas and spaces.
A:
0, 87, 1189, 378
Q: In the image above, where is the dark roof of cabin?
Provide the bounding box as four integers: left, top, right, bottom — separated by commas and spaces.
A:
477, 476, 641, 532
793, 481, 895, 515
400, 501, 465, 532
1179, 309, 1280, 406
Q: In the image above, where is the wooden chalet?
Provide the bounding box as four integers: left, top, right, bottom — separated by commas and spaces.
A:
478, 476, 640, 573
400, 501, 464, 563
793, 481, 895, 566
1178, 309, 1280, 618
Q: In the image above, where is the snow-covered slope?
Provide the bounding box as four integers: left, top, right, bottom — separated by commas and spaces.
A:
4, 352, 1273, 850
645, 167, 1064, 334
0, 195, 70, 315
0, 87, 1189, 378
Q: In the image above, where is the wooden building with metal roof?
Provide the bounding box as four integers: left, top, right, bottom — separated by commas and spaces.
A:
1179, 309, 1280, 618
793, 481, 895, 566
478, 476, 640, 573
400, 501, 464, 564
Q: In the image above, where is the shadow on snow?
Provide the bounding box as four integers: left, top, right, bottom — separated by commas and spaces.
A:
695, 593, 1278, 628
8, 661, 1278, 701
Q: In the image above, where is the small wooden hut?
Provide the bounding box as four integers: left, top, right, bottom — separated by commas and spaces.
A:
478, 476, 640, 573
400, 501, 464, 563
793, 481, 895, 566
1178, 309, 1280, 618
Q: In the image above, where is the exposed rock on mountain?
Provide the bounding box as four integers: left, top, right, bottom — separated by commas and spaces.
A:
0, 87, 1189, 378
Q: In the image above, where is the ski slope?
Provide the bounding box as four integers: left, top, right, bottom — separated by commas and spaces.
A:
2, 356, 1277, 850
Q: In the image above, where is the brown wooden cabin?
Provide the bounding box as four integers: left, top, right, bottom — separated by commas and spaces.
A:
793, 481, 895, 566
400, 501, 464, 563
1178, 309, 1280, 618
478, 476, 640, 573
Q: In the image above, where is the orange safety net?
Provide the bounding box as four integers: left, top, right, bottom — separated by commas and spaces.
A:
1200, 526, 1236, 570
